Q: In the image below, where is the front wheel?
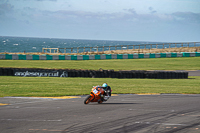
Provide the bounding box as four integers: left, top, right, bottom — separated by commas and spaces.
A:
84, 95, 91, 104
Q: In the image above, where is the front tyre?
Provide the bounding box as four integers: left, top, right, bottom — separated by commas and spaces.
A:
84, 95, 91, 104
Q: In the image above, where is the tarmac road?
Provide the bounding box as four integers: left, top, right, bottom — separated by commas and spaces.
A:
188, 70, 200, 76
0, 94, 200, 133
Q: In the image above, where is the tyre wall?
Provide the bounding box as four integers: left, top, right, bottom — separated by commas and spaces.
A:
0, 68, 188, 79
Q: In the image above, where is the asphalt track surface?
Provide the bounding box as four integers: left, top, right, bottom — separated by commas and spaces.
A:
1, 94, 200, 133
188, 70, 200, 76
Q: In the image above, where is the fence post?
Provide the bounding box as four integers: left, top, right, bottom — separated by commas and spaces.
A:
77, 47, 79, 53
109, 46, 110, 51
97, 46, 98, 53
163, 43, 164, 49
90, 47, 92, 52
84, 47, 85, 53
175, 43, 177, 48
64, 48, 66, 53
169, 43, 171, 48
71, 48, 73, 53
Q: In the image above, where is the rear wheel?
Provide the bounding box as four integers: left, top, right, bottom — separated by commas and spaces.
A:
84, 95, 91, 104
98, 100, 103, 104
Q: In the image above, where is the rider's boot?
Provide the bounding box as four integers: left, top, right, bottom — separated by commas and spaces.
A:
101, 94, 104, 101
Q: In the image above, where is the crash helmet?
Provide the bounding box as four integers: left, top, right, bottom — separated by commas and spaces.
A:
102, 83, 108, 90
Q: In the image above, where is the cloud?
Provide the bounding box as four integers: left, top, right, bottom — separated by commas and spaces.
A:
126, 8, 137, 14
1, 0, 199, 25
27, 0, 57, 1
17, 7, 200, 27
172, 12, 200, 23
149, 7, 157, 14
2, 0, 200, 26
0, 3, 14, 15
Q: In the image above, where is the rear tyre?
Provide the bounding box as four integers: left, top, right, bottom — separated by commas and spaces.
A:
84, 95, 91, 104
98, 100, 103, 104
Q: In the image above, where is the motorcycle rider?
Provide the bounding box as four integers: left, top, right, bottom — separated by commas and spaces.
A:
94, 83, 111, 102
102, 83, 111, 96
101, 83, 111, 101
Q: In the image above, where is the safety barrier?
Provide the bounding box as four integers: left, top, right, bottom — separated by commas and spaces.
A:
0, 52, 199, 60
0, 68, 188, 79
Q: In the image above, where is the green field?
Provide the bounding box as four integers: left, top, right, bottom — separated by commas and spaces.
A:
0, 76, 200, 97
0, 57, 200, 97
0, 57, 200, 70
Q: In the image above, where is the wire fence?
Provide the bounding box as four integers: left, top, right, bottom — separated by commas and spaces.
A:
42, 42, 200, 54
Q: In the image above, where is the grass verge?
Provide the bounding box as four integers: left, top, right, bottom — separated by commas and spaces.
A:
0, 57, 200, 70
0, 76, 200, 97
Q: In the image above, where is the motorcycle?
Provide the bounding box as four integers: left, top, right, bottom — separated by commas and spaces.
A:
84, 85, 111, 104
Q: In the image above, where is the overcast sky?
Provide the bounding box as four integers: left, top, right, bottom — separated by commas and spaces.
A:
0, 0, 200, 42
